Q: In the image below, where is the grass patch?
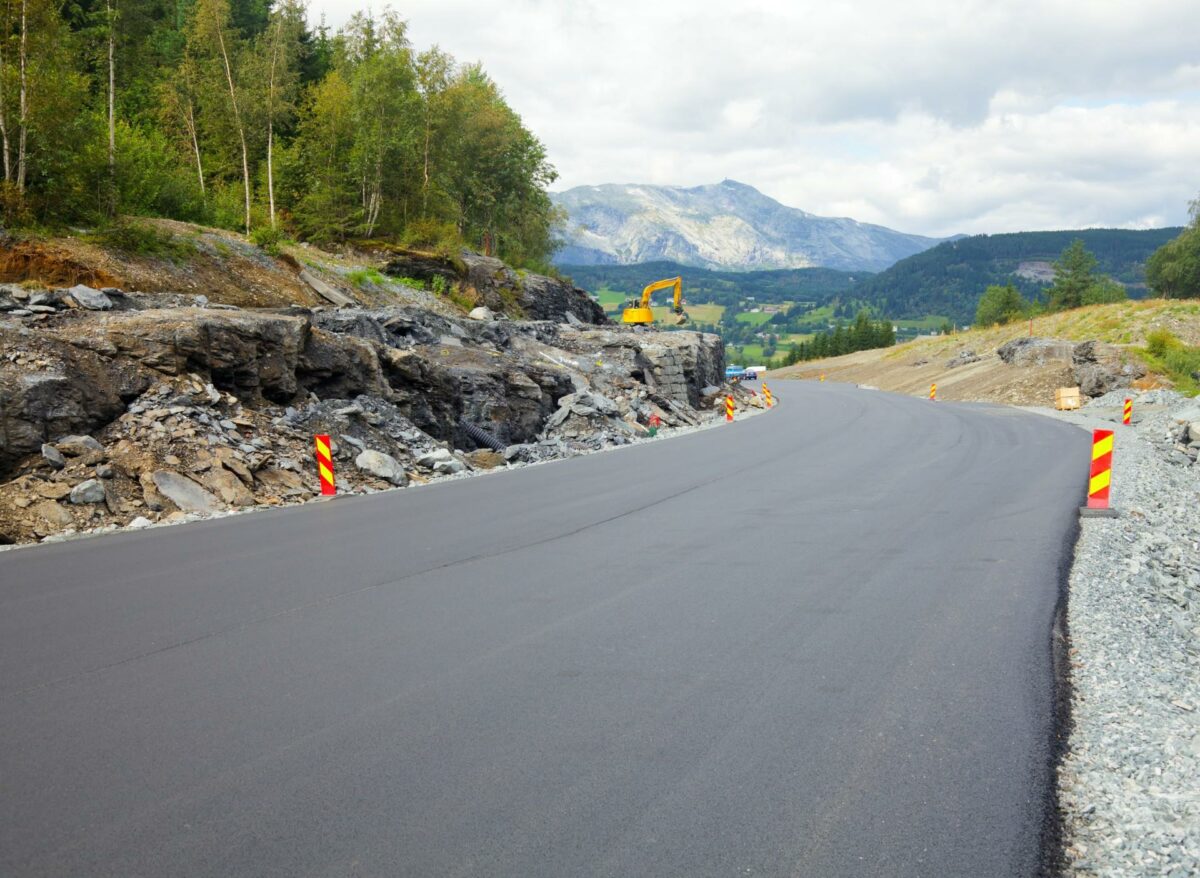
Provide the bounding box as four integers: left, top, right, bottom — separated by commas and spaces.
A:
736, 311, 774, 326
347, 268, 387, 288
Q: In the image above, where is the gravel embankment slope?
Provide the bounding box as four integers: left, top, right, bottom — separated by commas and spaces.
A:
1042, 391, 1200, 876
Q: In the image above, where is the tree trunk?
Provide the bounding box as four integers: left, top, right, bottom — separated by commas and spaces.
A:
106, 0, 116, 216
0, 0, 11, 182
214, 18, 250, 234
16, 0, 28, 192
185, 98, 204, 196
421, 120, 430, 215
265, 15, 282, 229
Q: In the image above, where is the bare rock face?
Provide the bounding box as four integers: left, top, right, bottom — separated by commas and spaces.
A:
0, 326, 151, 477
101, 310, 309, 403
996, 337, 1075, 366
1072, 340, 1147, 397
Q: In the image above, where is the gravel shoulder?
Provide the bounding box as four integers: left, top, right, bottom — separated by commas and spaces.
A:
1032, 391, 1200, 876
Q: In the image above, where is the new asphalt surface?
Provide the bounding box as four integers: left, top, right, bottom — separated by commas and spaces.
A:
0, 380, 1090, 876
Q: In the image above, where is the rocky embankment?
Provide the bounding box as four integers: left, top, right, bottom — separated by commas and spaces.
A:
1050, 391, 1200, 875
0, 266, 744, 546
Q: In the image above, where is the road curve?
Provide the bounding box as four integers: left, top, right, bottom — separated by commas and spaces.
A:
0, 380, 1089, 877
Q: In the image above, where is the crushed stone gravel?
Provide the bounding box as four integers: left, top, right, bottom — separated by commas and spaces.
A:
1035, 391, 1199, 876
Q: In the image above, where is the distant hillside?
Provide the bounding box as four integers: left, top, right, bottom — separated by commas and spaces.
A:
551, 180, 948, 272
859, 228, 1183, 324
561, 260, 862, 310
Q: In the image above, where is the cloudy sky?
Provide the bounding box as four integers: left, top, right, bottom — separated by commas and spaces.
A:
308, 0, 1200, 237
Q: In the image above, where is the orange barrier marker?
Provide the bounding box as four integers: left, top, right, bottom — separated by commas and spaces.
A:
1081, 429, 1118, 517
930, 383, 937, 401
819, 373, 826, 382
1123, 398, 1132, 425
725, 396, 735, 422
763, 383, 774, 408
314, 434, 336, 496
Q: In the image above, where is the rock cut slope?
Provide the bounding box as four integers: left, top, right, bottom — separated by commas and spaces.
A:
0, 237, 743, 546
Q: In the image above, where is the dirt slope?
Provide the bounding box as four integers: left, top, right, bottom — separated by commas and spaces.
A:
771, 300, 1199, 406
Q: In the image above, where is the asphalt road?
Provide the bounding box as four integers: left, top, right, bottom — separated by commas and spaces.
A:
0, 380, 1090, 877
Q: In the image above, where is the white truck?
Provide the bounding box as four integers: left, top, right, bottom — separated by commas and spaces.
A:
742, 366, 767, 380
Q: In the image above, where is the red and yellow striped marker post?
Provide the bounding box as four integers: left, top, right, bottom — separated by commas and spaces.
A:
314, 434, 336, 496
725, 396, 735, 422
819, 373, 826, 382
930, 383, 937, 401
1081, 428, 1118, 517
763, 383, 774, 408
1123, 398, 1132, 426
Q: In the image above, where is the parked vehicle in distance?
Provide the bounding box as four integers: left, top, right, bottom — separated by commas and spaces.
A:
725, 365, 745, 382
743, 366, 766, 380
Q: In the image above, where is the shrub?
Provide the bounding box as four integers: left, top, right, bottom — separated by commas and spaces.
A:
1145, 328, 1180, 358
250, 226, 285, 256
400, 218, 462, 256
92, 222, 195, 262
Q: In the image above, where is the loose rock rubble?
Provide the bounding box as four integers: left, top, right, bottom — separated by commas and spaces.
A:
0, 273, 748, 546
1050, 390, 1200, 876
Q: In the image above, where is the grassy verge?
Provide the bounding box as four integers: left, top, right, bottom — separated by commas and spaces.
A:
1137, 330, 1200, 396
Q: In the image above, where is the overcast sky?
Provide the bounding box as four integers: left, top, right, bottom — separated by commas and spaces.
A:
308, 0, 1200, 237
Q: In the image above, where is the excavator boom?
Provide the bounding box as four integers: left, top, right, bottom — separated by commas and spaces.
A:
621, 276, 688, 325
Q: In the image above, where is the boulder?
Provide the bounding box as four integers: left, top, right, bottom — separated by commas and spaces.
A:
66, 285, 113, 311
416, 447, 466, 474
465, 449, 505, 469
150, 470, 223, 514
55, 435, 105, 456
354, 449, 408, 486
41, 444, 66, 469
69, 479, 106, 505
945, 350, 981, 368
468, 306, 496, 321
201, 468, 256, 506
32, 499, 74, 528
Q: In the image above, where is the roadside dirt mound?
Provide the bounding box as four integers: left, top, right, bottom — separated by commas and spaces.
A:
775, 338, 1158, 406
0, 237, 121, 289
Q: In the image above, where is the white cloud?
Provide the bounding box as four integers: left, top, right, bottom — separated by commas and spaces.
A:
306, 0, 1200, 235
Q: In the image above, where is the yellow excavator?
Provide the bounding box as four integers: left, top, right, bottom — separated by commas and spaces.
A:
621, 276, 689, 325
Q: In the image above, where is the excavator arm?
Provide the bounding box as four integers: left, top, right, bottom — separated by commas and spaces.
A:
622, 276, 689, 325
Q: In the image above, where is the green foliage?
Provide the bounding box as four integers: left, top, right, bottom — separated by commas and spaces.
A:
347, 268, 385, 288
974, 283, 1028, 326
1043, 239, 1129, 311
1081, 276, 1128, 306
431, 274, 448, 296
781, 311, 895, 365
1046, 239, 1097, 310
1146, 329, 1178, 358
852, 228, 1180, 324
91, 221, 196, 262
1139, 330, 1200, 396
1146, 199, 1200, 299
250, 225, 285, 255
400, 218, 463, 256
0, 1, 561, 268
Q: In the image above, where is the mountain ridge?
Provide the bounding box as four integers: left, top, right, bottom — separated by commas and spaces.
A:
551, 179, 949, 272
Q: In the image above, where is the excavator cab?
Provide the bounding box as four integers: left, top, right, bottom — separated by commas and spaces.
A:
622, 277, 689, 326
